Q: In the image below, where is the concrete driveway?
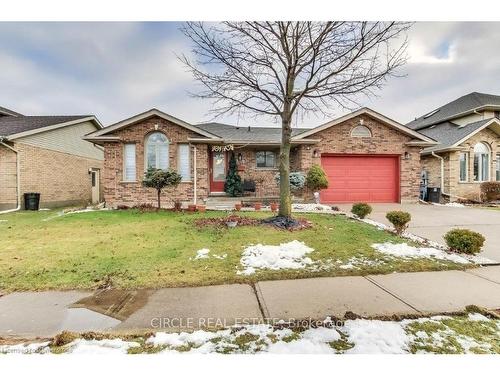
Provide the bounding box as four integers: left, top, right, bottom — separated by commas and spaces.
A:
337, 203, 500, 261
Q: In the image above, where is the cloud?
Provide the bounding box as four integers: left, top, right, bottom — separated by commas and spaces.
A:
1, 22, 500, 127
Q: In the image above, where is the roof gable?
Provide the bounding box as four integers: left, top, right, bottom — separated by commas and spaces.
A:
0, 115, 102, 139
293, 107, 436, 144
0, 105, 22, 117
87, 108, 221, 141
407, 92, 500, 130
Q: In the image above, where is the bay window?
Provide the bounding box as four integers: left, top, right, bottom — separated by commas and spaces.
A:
473, 142, 490, 182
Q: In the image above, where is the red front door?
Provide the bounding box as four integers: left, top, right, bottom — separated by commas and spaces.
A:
209, 150, 227, 193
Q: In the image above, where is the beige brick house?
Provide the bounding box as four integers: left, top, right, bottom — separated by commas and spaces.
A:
0, 105, 104, 210
407, 92, 500, 202
84, 107, 435, 208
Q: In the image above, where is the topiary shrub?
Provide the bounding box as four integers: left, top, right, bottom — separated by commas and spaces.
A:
274, 171, 306, 191
224, 152, 243, 197
386, 210, 411, 234
306, 164, 329, 192
444, 229, 485, 254
351, 203, 372, 219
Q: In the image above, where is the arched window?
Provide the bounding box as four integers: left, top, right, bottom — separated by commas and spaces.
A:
473, 142, 490, 182
351, 125, 372, 138
145, 132, 169, 170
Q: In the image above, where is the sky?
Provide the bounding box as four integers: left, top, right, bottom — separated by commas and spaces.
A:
1, 22, 500, 128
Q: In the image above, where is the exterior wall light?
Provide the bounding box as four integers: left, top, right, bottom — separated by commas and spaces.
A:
404, 152, 410, 160
313, 149, 319, 158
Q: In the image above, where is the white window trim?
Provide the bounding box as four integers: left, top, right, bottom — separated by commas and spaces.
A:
177, 144, 191, 182
255, 150, 277, 169
123, 143, 136, 182
496, 153, 500, 181
459, 152, 469, 182
145, 132, 169, 171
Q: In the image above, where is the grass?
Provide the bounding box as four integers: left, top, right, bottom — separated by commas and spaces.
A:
0, 208, 469, 291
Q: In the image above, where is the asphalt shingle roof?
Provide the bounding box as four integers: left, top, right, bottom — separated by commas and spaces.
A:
194, 122, 310, 142
418, 119, 491, 153
0, 115, 90, 137
407, 92, 500, 130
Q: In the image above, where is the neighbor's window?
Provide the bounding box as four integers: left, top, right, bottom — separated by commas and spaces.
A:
177, 144, 191, 181
473, 142, 490, 182
496, 154, 500, 181
256, 151, 276, 168
350, 125, 372, 138
123, 144, 136, 181
459, 152, 468, 182
146, 132, 169, 170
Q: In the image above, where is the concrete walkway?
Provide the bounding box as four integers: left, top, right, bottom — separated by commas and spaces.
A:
2, 266, 500, 338
337, 203, 500, 261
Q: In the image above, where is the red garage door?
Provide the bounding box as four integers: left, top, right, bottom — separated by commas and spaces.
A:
320, 155, 400, 203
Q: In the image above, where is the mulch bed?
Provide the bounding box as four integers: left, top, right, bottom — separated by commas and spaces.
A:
194, 214, 312, 231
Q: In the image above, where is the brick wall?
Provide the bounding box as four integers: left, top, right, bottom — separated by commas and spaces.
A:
102, 117, 209, 208
0, 145, 18, 210
422, 127, 500, 201
298, 114, 424, 202
1, 142, 103, 209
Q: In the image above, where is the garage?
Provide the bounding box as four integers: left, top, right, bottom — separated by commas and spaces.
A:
320, 155, 400, 203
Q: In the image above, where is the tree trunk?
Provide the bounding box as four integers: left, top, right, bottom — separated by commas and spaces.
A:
157, 189, 161, 209
278, 113, 292, 217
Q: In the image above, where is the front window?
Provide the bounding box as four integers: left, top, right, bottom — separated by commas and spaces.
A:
497, 154, 500, 181
123, 144, 136, 181
177, 144, 191, 181
473, 142, 490, 182
256, 151, 276, 168
146, 132, 169, 170
459, 152, 468, 182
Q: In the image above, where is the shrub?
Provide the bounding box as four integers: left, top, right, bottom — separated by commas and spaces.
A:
224, 152, 243, 197
351, 203, 372, 219
480, 182, 500, 202
274, 171, 306, 191
444, 229, 485, 254
386, 210, 411, 234
305, 164, 329, 192
142, 168, 182, 209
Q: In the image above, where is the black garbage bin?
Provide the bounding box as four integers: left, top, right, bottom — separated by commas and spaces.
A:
24, 192, 41, 210
426, 187, 441, 203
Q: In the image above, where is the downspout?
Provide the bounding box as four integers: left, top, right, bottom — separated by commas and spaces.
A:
431, 152, 446, 193
0, 139, 21, 214
192, 144, 197, 206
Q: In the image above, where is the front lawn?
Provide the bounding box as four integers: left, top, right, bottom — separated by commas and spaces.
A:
0, 209, 469, 291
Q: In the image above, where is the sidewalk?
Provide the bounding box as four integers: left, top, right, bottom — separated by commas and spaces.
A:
1, 266, 500, 338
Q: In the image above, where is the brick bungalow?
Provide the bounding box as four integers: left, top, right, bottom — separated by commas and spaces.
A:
84, 107, 435, 208
0, 105, 103, 210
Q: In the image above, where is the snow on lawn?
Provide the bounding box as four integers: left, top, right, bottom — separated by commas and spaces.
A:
372, 242, 471, 264
237, 240, 315, 275
292, 203, 335, 212
431, 202, 465, 208
2, 314, 498, 354
193, 248, 210, 260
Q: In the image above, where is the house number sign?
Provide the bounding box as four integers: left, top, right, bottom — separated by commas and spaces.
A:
211, 144, 234, 152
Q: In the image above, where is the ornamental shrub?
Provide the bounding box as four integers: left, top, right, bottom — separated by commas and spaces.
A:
306, 164, 329, 192
224, 153, 243, 197
351, 203, 372, 219
480, 182, 500, 202
444, 229, 485, 254
142, 168, 182, 209
274, 171, 306, 191
386, 211, 411, 234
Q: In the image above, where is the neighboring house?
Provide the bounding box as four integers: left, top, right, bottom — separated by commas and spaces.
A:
0, 106, 104, 210
84, 107, 435, 207
407, 92, 500, 201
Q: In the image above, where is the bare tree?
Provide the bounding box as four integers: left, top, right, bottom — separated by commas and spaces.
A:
180, 22, 411, 218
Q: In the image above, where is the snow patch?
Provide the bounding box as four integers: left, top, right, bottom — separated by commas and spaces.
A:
372, 242, 471, 264
193, 248, 210, 260
431, 202, 465, 208
292, 203, 334, 212
0, 341, 50, 354
341, 319, 409, 354
237, 240, 315, 275
468, 313, 490, 322
67, 338, 139, 354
